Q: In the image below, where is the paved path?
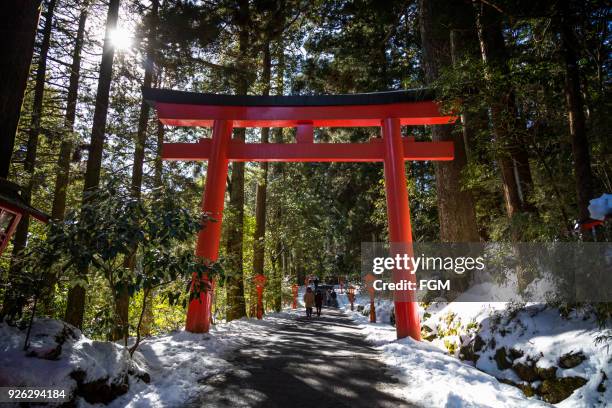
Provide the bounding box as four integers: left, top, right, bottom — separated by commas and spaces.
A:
188, 308, 416, 408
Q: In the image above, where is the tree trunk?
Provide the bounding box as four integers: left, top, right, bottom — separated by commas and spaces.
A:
113, 0, 159, 341
51, 5, 88, 221
449, 22, 488, 162
252, 38, 271, 294
0, 0, 42, 179
40, 4, 88, 316
273, 240, 283, 311
153, 118, 165, 189
474, 2, 536, 289
2, 0, 55, 319
64, 0, 120, 329
559, 6, 595, 225
271, 40, 285, 312
128, 0, 158, 200
473, 1, 535, 222
141, 75, 165, 338
225, 0, 250, 321
419, 0, 480, 243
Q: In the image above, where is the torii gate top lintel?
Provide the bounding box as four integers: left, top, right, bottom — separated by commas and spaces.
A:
143, 87, 456, 163
143, 87, 456, 341
143, 87, 456, 128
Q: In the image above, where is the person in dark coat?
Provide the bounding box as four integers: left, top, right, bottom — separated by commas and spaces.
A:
314, 290, 323, 317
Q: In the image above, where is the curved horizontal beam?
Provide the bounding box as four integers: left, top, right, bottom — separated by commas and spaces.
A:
144, 88, 457, 128
154, 102, 456, 128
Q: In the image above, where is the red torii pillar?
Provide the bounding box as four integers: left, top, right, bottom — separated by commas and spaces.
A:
382, 118, 419, 339
184, 120, 232, 332
144, 88, 455, 340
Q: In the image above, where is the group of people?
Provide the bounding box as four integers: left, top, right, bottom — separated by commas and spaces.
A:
303, 286, 337, 318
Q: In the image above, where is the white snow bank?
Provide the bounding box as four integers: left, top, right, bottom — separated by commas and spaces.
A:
0, 318, 136, 402
344, 296, 611, 407
421, 302, 611, 407
0, 311, 300, 407
107, 310, 299, 408
345, 308, 550, 407
381, 336, 550, 407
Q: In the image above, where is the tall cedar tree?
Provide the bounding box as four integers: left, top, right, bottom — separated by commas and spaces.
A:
473, 1, 536, 221
51, 5, 88, 221
114, 0, 160, 341
270, 39, 285, 312
41, 4, 89, 315
557, 3, 596, 226
64, 0, 120, 328
225, 0, 251, 321
251, 38, 271, 314
419, 0, 480, 243
2, 0, 56, 319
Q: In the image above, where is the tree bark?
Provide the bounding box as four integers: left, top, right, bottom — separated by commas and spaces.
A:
51, 5, 88, 221
64, 0, 120, 329
40, 4, 88, 316
419, 0, 480, 243
153, 118, 165, 189
271, 40, 285, 312
225, 0, 250, 321
141, 74, 165, 338
0, 0, 42, 179
2, 0, 55, 319
473, 1, 536, 220
113, 0, 159, 342
474, 2, 536, 289
558, 5, 595, 225
252, 38, 271, 299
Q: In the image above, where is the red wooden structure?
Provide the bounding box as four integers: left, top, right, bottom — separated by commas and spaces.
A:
144, 88, 456, 340
364, 273, 377, 323
291, 284, 299, 309
253, 274, 266, 319
347, 286, 356, 311
0, 179, 49, 255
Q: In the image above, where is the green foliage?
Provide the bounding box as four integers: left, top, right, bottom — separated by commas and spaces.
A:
14, 179, 222, 339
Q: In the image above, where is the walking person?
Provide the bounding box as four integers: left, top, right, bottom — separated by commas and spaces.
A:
303, 287, 315, 319
330, 289, 337, 307
315, 290, 323, 317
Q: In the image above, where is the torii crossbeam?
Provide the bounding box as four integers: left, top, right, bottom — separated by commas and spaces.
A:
144, 88, 456, 340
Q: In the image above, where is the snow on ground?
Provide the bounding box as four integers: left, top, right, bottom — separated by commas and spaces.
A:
341, 304, 548, 407
423, 302, 611, 407
0, 318, 132, 394
0, 311, 299, 407
109, 311, 300, 408
339, 287, 611, 407
2, 287, 608, 407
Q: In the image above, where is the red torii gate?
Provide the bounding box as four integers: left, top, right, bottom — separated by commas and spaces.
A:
144, 88, 456, 340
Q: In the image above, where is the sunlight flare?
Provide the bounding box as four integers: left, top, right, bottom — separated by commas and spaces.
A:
108, 26, 132, 50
